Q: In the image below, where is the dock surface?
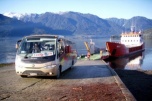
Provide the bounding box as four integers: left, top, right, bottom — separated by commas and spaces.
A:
70, 60, 136, 101
0, 60, 136, 100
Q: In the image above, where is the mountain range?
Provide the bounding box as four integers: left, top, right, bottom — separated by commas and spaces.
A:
1, 11, 152, 37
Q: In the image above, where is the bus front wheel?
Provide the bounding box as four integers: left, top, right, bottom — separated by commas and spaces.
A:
55, 66, 61, 79
20, 75, 28, 78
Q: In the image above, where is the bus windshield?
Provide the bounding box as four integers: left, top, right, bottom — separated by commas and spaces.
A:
17, 38, 56, 58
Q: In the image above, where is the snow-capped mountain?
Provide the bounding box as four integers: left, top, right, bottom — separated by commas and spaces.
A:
3, 12, 29, 20
3, 12, 69, 20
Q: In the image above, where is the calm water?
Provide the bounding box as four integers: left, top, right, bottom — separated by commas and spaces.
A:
0, 37, 152, 70
0, 37, 21, 63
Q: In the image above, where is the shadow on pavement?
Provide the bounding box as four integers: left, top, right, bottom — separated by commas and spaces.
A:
60, 65, 116, 79
115, 69, 152, 101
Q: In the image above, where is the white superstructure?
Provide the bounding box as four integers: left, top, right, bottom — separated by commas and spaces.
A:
121, 32, 143, 46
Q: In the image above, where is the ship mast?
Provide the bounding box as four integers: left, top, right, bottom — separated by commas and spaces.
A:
131, 25, 135, 33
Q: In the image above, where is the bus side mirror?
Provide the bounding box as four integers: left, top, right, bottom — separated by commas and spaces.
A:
16, 40, 21, 49
16, 44, 19, 49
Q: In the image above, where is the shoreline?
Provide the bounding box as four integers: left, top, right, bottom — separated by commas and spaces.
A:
0, 63, 14, 67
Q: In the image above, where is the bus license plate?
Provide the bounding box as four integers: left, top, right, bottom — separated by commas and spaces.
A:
30, 73, 37, 76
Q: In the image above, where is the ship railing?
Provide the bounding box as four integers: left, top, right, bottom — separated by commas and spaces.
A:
110, 39, 121, 43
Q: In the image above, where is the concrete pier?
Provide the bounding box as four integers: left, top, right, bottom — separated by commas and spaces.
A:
73, 60, 136, 101
0, 60, 136, 100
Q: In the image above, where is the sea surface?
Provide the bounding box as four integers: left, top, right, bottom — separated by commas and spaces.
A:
0, 36, 152, 70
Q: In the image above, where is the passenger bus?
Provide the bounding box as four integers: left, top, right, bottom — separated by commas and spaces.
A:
15, 35, 77, 78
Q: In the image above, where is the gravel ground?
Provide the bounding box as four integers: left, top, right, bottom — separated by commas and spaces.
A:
115, 69, 152, 101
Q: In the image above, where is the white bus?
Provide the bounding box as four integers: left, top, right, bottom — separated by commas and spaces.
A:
15, 35, 77, 78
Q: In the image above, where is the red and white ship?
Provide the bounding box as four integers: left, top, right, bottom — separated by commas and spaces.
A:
106, 27, 145, 58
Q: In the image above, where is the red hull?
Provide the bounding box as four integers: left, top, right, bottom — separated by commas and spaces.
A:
106, 42, 144, 57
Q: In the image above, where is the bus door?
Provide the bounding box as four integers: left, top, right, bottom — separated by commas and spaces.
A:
58, 39, 67, 71
64, 40, 72, 68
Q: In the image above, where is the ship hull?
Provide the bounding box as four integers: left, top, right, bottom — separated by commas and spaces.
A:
106, 42, 144, 58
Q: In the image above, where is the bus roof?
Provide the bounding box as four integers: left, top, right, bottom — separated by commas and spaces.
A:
24, 34, 64, 39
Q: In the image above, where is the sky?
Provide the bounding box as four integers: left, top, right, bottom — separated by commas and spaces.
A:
0, 0, 152, 19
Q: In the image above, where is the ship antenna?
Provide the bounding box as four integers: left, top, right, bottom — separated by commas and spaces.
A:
131, 25, 135, 32
122, 22, 126, 34
131, 17, 137, 33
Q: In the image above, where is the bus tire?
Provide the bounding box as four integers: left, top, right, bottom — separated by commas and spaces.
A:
20, 75, 28, 78
70, 60, 74, 69
55, 66, 61, 79
72, 60, 74, 66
